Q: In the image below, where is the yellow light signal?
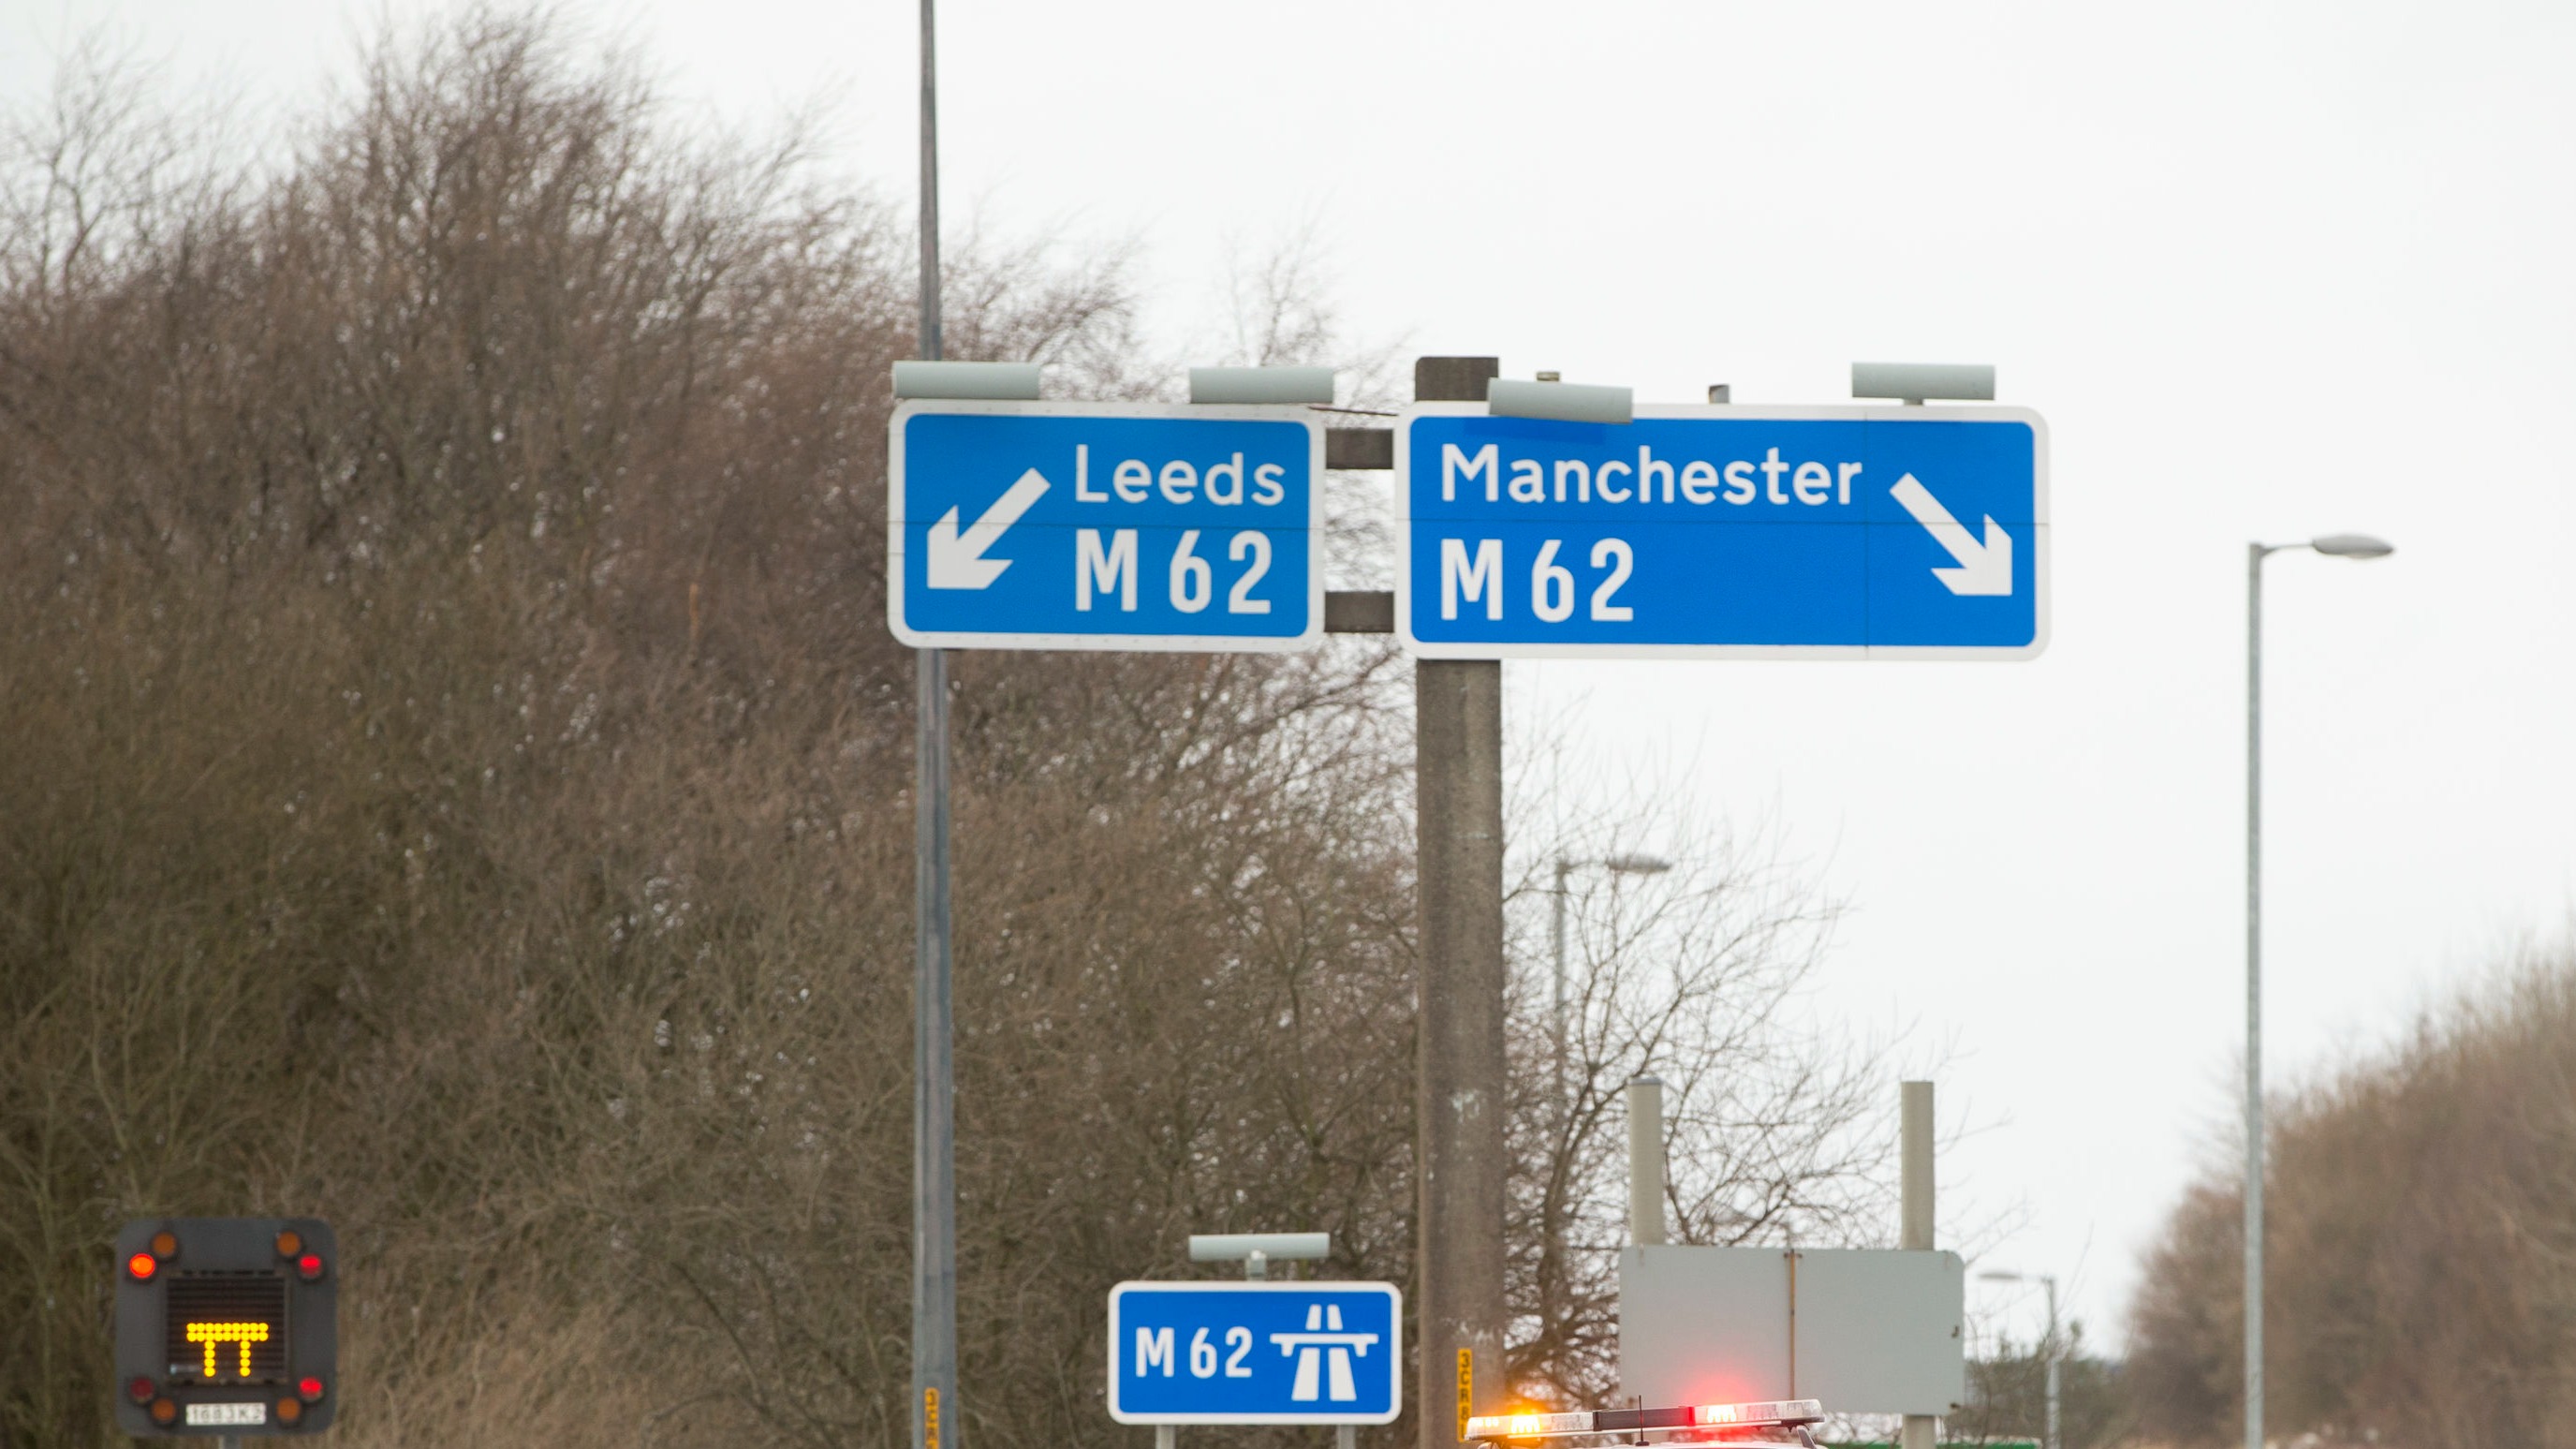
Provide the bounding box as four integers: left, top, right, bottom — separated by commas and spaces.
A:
185, 1321, 271, 1377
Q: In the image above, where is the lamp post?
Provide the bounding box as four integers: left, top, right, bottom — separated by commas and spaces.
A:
1543, 851, 1671, 1363
1550, 853, 1673, 1093
1979, 1269, 2058, 1449
2245, 532, 2393, 1449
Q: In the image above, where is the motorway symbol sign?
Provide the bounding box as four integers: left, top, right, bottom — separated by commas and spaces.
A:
889, 402, 1324, 651
1107, 1280, 1403, 1425
1395, 405, 2048, 658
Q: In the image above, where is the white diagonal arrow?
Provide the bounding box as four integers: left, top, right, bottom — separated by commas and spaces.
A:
1889, 472, 2013, 597
926, 467, 1051, 589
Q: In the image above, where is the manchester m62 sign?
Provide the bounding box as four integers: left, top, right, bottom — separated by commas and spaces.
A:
1396, 405, 2048, 658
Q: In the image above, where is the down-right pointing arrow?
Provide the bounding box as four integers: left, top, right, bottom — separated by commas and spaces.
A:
1889, 473, 2013, 597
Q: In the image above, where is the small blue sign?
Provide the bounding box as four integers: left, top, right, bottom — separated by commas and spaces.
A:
1396, 406, 2048, 658
890, 403, 1323, 651
1107, 1281, 1403, 1425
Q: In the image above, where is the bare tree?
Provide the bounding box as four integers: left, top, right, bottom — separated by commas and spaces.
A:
2128, 938, 2576, 1449
0, 14, 1942, 1449
1499, 741, 1905, 1405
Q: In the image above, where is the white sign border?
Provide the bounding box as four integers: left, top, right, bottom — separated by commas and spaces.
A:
889, 400, 1328, 654
1392, 402, 2052, 661
1105, 1279, 1405, 1426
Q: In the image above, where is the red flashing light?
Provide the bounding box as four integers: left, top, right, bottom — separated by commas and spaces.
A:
126, 1376, 155, 1403
297, 1250, 325, 1280
298, 1375, 326, 1402
125, 1251, 157, 1281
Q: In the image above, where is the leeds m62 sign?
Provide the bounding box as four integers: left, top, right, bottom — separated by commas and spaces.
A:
1395, 406, 2048, 658
889, 402, 1323, 651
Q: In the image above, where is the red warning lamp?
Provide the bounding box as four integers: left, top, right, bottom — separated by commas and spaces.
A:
125, 1251, 157, 1281
125, 1376, 155, 1404
296, 1251, 325, 1281
298, 1376, 326, 1403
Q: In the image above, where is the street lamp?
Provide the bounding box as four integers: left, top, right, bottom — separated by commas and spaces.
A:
1541, 850, 1673, 1380
1979, 1269, 2058, 1449
2245, 532, 2393, 1449
1551, 853, 1674, 1088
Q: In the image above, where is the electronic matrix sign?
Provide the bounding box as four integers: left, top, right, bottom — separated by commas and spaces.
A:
112, 1218, 337, 1435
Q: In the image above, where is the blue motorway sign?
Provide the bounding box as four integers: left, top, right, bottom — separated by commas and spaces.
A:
1396, 406, 2048, 658
889, 402, 1323, 651
1107, 1281, 1403, 1425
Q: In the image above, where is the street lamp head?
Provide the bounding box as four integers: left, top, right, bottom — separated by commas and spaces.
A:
1603, 853, 1673, 875
2310, 533, 2395, 559
1978, 1269, 2025, 1283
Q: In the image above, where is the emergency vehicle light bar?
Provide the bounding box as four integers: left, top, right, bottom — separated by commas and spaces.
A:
1465, 1399, 1825, 1441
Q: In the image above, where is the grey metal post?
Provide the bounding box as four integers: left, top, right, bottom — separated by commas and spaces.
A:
1901, 1081, 1935, 1449
2237, 530, 2392, 1449
1901, 1081, 1934, 1249
916, 0, 942, 364
912, 3, 957, 1449
1415, 354, 1503, 1449
2245, 543, 2265, 1449
1551, 860, 1572, 1100
2044, 1276, 2061, 1449
1627, 1075, 1666, 1246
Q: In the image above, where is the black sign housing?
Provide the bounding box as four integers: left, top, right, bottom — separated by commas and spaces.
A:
112, 1217, 337, 1435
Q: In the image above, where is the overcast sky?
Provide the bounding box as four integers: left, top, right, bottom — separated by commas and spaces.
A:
10, 0, 2574, 1358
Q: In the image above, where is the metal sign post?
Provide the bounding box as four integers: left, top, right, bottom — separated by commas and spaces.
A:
912, 4, 956, 1449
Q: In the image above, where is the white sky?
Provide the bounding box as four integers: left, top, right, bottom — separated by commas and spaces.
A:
11, 0, 2576, 1360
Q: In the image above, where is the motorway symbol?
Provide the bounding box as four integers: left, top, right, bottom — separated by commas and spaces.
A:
1107, 1280, 1403, 1424
889, 402, 1323, 651
1395, 405, 2048, 658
